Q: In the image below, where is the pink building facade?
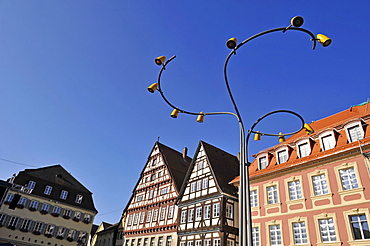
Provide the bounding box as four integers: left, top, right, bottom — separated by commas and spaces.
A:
231, 102, 370, 246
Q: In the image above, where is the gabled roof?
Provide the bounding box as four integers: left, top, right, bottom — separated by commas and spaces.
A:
13, 164, 97, 212
230, 101, 370, 183
123, 141, 191, 213
177, 141, 239, 202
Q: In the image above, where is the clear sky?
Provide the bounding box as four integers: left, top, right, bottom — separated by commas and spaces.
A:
0, 1, 369, 225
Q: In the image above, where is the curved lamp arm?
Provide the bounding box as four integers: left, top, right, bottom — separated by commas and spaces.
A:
223, 26, 318, 125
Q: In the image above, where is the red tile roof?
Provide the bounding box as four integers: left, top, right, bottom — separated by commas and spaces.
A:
230, 101, 370, 184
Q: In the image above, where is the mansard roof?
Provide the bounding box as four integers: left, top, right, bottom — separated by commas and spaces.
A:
230, 100, 370, 183
12, 164, 97, 212
178, 141, 239, 201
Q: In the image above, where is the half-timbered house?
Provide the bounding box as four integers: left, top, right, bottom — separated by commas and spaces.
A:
123, 141, 191, 246
176, 141, 239, 246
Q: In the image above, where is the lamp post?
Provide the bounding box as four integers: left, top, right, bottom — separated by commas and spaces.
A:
148, 16, 330, 246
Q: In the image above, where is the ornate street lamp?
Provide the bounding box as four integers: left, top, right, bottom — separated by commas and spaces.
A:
148, 16, 330, 246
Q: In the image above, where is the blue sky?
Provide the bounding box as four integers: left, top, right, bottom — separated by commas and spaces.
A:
0, 1, 369, 225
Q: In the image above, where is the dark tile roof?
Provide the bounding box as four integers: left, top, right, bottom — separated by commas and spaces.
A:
157, 142, 192, 191
178, 141, 239, 202
13, 164, 97, 212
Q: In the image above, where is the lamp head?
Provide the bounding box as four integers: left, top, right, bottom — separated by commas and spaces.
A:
226, 38, 238, 49
254, 131, 261, 141
155, 56, 166, 66
316, 34, 332, 47
291, 16, 304, 27
196, 112, 205, 123
304, 123, 314, 135
278, 132, 285, 143
147, 83, 158, 93
171, 109, 179, 118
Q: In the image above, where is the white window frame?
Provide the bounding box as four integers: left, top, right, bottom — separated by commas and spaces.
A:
75, 194, 83, 204
202, 178, 209, 189
146, 211, 152, 223
27, 180, 36, 190
140, 212, 145, 223
288, 180, 302, 201
319, 130, 337, 151
60, 190, 68, 200
344, 120, 365, 143
226, 203, 233, 219
268, 223, 282, 246
250, 189, 258, 208
275, 145, 290, 164
266, 185, 279, 205
296, 138, 312, 158
191, 182, 196, 192
258, 154, 268, 170
188, 209, 194, 222
44, 185, 53, 195
180, 210, 187, 223
213, 203, 220, 218
196, 207, 202, 221
204, 205, 211, 219
160, 207, 166, 220
168, 205, 174, 218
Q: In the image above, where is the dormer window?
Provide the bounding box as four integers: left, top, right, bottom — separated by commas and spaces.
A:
344, 121, 365, 143
296, 139, 312, 158
27, 181, 36, 190
319, 130, 336, 151
259, 156, 268, 170
275, 146, 290, 164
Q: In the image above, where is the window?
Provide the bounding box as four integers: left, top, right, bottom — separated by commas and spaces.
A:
20, 219, 31, 232
5, 194, 14, 202
252, 227, 260, 246
259, 156, 268, 169
151, 174, 156, 181
152, 158, 157, 166
41, 203, 50, 212
181, 210, 187, 223
74, 211, 81, 220
52, 206, 61, 215
131, 239, 136, 246
319, 218, 337, 242
227, 240, 234, 246
144, 238, 148, 246
292, 222, 308, 244
63, 209, 71, 218
8, 216, 19, 228
83, 214, 91, 223
188, 241, 194, 246
152, 209, 158, 221
180, 242, 186, 246
33, 221, 44, 233
161, 187, 168, 195
347, 125, 363, 142
226, 204, 233, 218
140, 212, 145, 223
158, 237, 163, 246
214, 238, 221, 246
339, 167, 359, 190
0, 214, 7, 225
213, 203, 220, 218
165, 237, 171, 246
60, 190, 68, 200
202, 178, 209, 189
288, 180, 302, 200
188, 209, 194, 222
250, 190, 258, 208
29, 200, 39, 210
75, 194, 83, 204
298, 142, 310, 158
160, 207, 166, 220
269, 225, 281, 246
150, 238, 155, 246
204, 205, 211, 219
196, 240, 202, 246
18, 197, 27, 206
45, 224, 55, 235
138, 239, 142, 246
196, 207, 202, 221
204, 240, 211, 246
147, 211, 152, 222
57, 227, 66, 237
149, 190, 154, 199
350, 214, 370, 240
277, 150, 288, 164
312, 174, 328, 195
27, 180, 36, 190
133, 213, 139, 224
197, 161, 203, 170
321, 134, 336, 150
168, 206, 174, 218
267, 185, 279, 204
191, 182, 196, 192
68, 229, 76, 240
197, 180, 202, 191
137, 195, 144, 202
44, 185, 53, 195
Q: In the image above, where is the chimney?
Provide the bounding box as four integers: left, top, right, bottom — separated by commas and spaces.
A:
182, 147, 188, 160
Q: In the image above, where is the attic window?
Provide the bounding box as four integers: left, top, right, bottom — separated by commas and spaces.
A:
152, 158, 157, 166
319, 130, 336, 151
277, 150, 288, 164
259, 156, 268, 170
344, 121, 365, 143
296, 139, 312, 158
